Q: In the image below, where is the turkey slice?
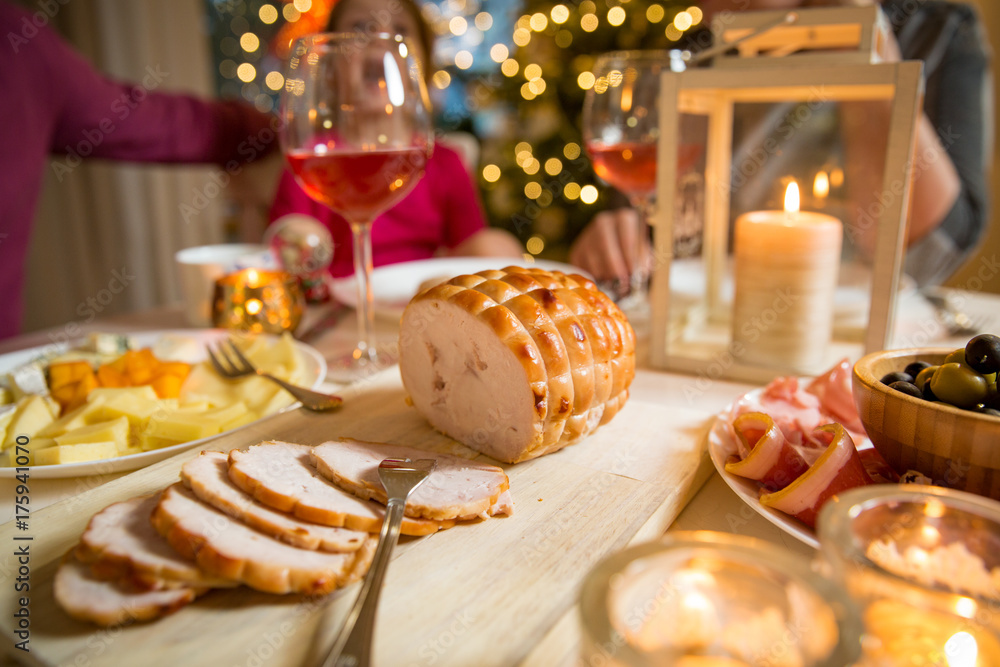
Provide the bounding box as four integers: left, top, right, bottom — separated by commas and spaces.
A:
151, 483, 377, 595
75, 494, 235, 590
181, 451, 368, 552
55, 553, 201, 627
310, 439, 513, 521
227, 441, 453, 535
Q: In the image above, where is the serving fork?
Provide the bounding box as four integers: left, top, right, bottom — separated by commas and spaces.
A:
205, 339, 342, 411
322, 458, 437, 667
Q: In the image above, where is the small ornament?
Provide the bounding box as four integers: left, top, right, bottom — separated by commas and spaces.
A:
264, 214, 334, 303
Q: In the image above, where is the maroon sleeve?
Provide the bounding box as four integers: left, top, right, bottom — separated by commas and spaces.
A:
436, 145, 488, 249
39, 15, 276, 166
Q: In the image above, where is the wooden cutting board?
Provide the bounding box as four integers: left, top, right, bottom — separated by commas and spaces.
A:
0, 367, 715, 667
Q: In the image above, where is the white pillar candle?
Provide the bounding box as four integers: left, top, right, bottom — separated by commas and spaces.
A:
732, 182, 843, 373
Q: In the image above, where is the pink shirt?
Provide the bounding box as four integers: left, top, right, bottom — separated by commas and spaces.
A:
268, 144, 486, 279
0, 2, 277, 340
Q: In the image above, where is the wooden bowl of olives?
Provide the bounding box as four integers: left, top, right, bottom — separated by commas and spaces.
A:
853, 335, 1000, 500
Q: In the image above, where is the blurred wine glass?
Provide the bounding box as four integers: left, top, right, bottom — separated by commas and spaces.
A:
583, 51, 686, 316
281, 32, 433, 377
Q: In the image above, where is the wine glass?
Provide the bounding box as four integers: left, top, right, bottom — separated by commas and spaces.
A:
281, 32, 433, 377
583, 51, 681, 318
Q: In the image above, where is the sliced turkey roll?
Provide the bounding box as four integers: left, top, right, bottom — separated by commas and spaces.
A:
227, 441, 454, 535
399, 266, 635, 463
150, 484, 377, 595
181, 452, 369, 553
55, 553, 201, 627
75, 494, 236, 590
311, 439, 513, 521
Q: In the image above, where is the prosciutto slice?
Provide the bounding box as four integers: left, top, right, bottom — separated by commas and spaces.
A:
724, 413, 809, 491
805, 358, 865, 433
759, 424, 876, 528
55, 554, 200, 627
311, 439, 513, 521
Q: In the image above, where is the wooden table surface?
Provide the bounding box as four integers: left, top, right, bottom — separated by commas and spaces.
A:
1, 285, 996, 666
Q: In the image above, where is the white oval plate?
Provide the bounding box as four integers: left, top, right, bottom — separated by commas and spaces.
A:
707, 387, 820, 549
330, 257, 591, 319
0, 329, 326, 479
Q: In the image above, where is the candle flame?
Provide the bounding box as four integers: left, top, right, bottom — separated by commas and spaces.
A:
945, 631, 978, 667
784, 181, 800, 214
813, 171, 830, 199
246, 298, 263, 315
246, 268, 259, 285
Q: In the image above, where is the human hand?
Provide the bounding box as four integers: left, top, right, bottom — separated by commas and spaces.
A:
569, 208, 651, 296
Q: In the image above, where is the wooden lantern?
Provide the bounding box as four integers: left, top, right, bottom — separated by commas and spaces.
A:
648, 7, 924, 383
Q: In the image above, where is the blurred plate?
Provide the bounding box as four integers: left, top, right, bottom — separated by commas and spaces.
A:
0, 329, 325, 479
331, 257, 591, 319
707, 387, 820, 549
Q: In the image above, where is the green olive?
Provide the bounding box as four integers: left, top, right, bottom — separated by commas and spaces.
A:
914, 365, 939, 392
944, 348, 967, 365
930, 362, 990, 409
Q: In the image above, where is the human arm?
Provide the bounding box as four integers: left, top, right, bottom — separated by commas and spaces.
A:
39, 16, 276, 167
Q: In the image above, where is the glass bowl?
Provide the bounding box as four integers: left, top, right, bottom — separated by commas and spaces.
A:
579, 530, 863, 666
818, 484, 1000, 666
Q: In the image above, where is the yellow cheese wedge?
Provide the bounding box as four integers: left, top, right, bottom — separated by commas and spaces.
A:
54, 416, 130, 453
33, 441, 118, 465
5, 437, 56, 466
2, 396, 56, 449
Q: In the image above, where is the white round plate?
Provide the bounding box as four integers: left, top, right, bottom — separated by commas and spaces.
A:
0, 329, 326, 479
330, 257, 591, 319
706, 387, 820, 549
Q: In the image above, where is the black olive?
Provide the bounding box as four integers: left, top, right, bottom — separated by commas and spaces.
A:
889, 381, 922, 398
923, 382, 938, 401
966, 334, 1000, 374
904, 361, 932, 378
880, 371, 913, 386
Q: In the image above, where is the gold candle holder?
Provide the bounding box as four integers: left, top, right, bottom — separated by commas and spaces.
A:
211, 268, 304, 335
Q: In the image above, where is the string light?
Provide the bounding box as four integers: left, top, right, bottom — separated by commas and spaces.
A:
674, 11, 693, 31
577, 71, 595, 90
501, 59, 519, 77
687, 6, 704, 24
564, 182, 582, 199
455, 50, 473, 69
475, 12, 493, 31
564, 143, 581, 159
237, 63, 256, 83
283, 4, 300, 22
581, 13, 599, 32
258, 4, 278, 24
555, 30, 572, 47
551, 4, 570, 24
665, 24, 682, 40
450, 16, 468, 36
483, 164, 501, 182
524, 64, 542, 80
528, 78, 546, 94
525, 182, 542, 199
646, 4, 665, 22
526, 236, 545, 254
240, 33, 260, 52
513, 28, 531, 46
432, 70, 452, 89
292, 0, 311, 12
529, 12, 548, 32
607, 7, 626, 26
490, 44, 509, 63
521, 82, 537, 100
265, 71, 284, 90
544, 158, 563, 175
580, 185, 599, 204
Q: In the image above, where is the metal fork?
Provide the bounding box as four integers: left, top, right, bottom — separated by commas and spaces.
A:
920, 290, 988, 337
322, 458, 436, 667
205, 339, 342, 411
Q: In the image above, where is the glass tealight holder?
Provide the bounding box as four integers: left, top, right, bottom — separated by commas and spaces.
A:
579, 530, 863, 666
211, 268, 304, 335
818, 485, 1000, 667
